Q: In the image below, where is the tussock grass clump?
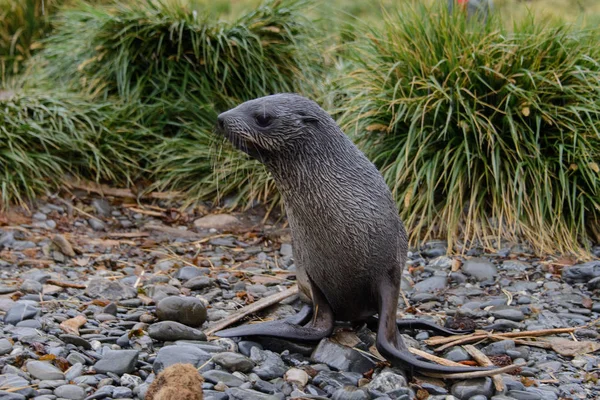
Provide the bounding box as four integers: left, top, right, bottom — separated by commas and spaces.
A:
0, 0, 64, 79
0, 88, 147, 207
37, 0, 319, 207
339, 3, 600, 254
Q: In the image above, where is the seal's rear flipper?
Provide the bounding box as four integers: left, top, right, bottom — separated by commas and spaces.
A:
215, 279, 335, 342
376, 282, 496, 377
214, 305, 314, 339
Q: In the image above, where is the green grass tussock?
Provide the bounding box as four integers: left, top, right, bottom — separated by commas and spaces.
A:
339, 3, 600, 254
0, 87, 149, 207
0, 0, 65, 79
34, 0, 320, 206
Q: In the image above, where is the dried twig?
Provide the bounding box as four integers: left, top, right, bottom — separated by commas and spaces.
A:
464, 345, 504, 391
64, 178, 181, 200
422, 362, 525, 380
205, 285, 299, 336
408, 348, 466, 367
46, 280, 86, 289
426, 327, 579, 351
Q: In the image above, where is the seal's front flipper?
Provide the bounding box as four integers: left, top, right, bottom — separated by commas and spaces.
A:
376, 282, 495, 377
215, 279, 334, 342
395, 319, 471, 336
215, 305, 313, 338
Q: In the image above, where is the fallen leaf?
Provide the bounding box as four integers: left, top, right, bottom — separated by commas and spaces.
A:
138, 294, 155, 305
582, 296, 593, 310
416, 389, 429, 400
39, 354, 56, 361
59, 315, 87, 335
331, 331, 361, 348
74, 257, 90, 267
589, 162, 600, 173
452, 258, 462, 272
549, 338, 600, 357
521, 377, 536, 387
521, 106, 530, 116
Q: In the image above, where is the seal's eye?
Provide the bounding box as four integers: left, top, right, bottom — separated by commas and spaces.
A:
255, 114, 273, 128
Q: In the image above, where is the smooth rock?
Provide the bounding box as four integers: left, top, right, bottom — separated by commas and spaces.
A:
226, 387, 279, 400
26, 361, 65, 380
183, 277, 213, 291
152, 345, 211, 373
54, 385, 85, 400
93, 349, 139, 375
212, 352, 254, 373
332, 387, 369, 400
147, 321, 207, 341
193, 214, 241, 230
203, 370, 245, 387
366, 368, 407, 393
156, 296, 207, 327
451, 378, 493, 399
311, 339, 375, 374
414, 275, 448, 292
85, 278, 137, 300
19, 280, 43, 294
4, 303, 40, 325
462, 258, 497, 281
60, 335, 92, 350
88, 218, 106, 231
490, 306, 525, 321
51, 234, 76, 257
562, 261, 600, 283
0, 339, 13, 355
174, 266, 208, 281
250, 348, 287, 380
91, 199, 112, 217
284, 368, 309, 387
0, 392, 26, 400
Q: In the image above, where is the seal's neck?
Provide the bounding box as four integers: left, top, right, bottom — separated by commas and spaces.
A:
264, 125, 375, 201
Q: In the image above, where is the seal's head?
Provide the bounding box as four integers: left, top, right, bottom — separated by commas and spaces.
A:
216, 93, 334, 159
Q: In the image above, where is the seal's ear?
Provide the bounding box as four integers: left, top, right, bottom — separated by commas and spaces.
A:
297, 111, 319, 125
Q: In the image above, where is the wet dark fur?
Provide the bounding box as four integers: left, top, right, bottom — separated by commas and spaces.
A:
215, 93, 494, 376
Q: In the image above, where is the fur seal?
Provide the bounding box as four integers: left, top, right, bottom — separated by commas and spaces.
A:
214, 93, 494, 376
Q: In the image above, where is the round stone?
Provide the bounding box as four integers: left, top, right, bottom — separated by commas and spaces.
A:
54, 385, 85, 400
155, 296, 207, 327
26, 361, 65, 380
212, 352, 254, 373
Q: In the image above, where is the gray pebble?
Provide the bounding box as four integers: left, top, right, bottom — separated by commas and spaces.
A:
0, 391, 26, 400
54, 385, 85, 400
93, 349, 139, 375
203, 370, 245, 387
4, 303, 40, 325
85, 278, 137, 301
332, 387, 369, 400
155, 296, 207, 328
26, 361, 65, 380
147, 321, 207, 341
250, 348, 288, 380
0, 338, 13, 355
491, 306, 525, 321
414, 275, 448, 292
152, 345, 211, 373
311, 339, 375, 374
111, 387, 132, 398
462, 258, 497, 281
451, 378, 493, 399
212, 352, 254, 373
366, 368, 406, 393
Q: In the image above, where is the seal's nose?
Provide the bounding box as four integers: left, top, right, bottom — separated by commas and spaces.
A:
217, 114, 226, 131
